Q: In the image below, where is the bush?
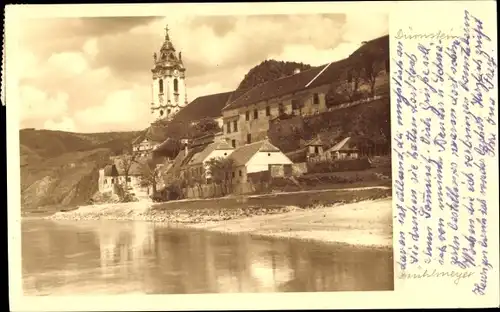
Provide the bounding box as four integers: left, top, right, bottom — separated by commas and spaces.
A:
307, 157, 371, 174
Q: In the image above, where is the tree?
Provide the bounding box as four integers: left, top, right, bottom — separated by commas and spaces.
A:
360, 51, 384, 97
206, 157, 235, 196
139, 157, 162, 196
191, 118, 221, 137
118, 153, 136, 188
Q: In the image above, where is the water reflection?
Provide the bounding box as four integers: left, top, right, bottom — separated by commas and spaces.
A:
22, 219, 393, 295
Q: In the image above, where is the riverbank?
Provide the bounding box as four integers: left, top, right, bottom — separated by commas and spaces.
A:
46, 186, 392, 248
189, 197, 392, 249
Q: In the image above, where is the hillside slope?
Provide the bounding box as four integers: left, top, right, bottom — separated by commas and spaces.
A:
236, 60, 312, 92
20, 129, 140, 212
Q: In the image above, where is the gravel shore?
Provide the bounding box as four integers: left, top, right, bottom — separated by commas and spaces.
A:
46, 193, 393, 249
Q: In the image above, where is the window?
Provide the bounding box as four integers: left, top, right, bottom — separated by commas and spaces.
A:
266, 106, 271, 116
126, 177, 131, 182
278, 103, 285, 115
173, 78, 179, 93
267, 153, 271, 156
239, 170, 242, 177
167, 109, 171, 115
233, 120, 238, 132
159, 79, 164, 93
232, 171, 235, 178
315, 146, 319, 154
232, 140, 236, 148
245, 111, 250, 121
313, 93, 320, 104
247, 134, 251, 144
224, 152, 227, 156
254, 109, 258, 119
291, 99, 300, 110
160, 109, 164, 116
226, 122, 231, 134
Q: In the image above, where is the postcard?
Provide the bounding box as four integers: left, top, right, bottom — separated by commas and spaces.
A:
4, 1, 498, 311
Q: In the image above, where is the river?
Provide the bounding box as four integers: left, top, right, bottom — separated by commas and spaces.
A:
22, 218, 394, 295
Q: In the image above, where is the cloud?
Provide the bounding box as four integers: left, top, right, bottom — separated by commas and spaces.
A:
20, 86, 69, 121
74, 85, 150, 132
47, 52, 88, 76
17, 12, 389, 133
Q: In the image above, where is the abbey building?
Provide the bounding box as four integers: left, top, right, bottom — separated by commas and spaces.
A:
150, 25, 188, 123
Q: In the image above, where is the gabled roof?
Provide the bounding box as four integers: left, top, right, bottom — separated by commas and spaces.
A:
228, 139, 281, 167
132, 130, 148, 145
165, 149, 189, 177
103, 157, 143, 177
132, 125, 166, 146
223, 65, 327, 111
180, 145, 206, 167
304, 136, 324, 146
171, 91, 233, 123
188, 140, 234, 166
327, 137, 359, 152
222, 34, 389, 112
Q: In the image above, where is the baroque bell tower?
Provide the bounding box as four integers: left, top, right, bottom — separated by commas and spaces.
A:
150, 24, 188, 123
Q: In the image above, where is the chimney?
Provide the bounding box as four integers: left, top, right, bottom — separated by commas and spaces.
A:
293, 68, 301, 75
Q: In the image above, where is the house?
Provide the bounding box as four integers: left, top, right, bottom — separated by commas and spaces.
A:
181, 138, 235, 183
98, 158, 143, 194
228, 139, 293, 194
304, 136, 325, 157
220, 35, 389, 148
168, 88, 251, 135
131, 127, 167, 157
325, 137, 360, 160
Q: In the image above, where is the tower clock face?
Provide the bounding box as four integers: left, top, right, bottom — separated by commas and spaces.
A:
173, 69, 179, 77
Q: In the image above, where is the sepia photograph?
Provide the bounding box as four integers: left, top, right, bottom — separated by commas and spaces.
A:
17, 9, 393, 295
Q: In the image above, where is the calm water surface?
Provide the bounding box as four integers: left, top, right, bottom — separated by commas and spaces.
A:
22, 218, 394, 295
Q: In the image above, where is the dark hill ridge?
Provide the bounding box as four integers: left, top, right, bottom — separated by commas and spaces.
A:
20, 129, 141, 212
236, 60, 312, 92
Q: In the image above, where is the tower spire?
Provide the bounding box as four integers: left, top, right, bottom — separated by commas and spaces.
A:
164, 24, 170, 40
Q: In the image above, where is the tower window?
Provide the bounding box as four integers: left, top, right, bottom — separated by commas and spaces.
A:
160, 109, 164, 116
253, 109, 258, 119
313, 93, 320, 104
167, 109, 171, 115
245, 111, 250, 121
226, 122, 231, 134
174, 79, 179, 93
159, 79, 164, 93
233, 120, 238, 132
266, 106, 271, 116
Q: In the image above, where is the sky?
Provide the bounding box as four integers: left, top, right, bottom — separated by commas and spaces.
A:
18, 13, 388, 133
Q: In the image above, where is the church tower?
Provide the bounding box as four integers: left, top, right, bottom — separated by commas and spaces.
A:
150, 24, 188, 123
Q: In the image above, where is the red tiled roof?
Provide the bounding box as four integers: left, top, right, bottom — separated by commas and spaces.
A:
222, 65, 327, 111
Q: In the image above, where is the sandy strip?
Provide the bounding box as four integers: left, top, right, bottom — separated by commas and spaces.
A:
188, 197, 393, 249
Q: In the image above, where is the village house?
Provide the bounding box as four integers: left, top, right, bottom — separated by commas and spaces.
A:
220, 35, 389, 148
285, 136, 326, 163
131, 127, 167, 157
98, 159, 143, 194
325, 137, 360, 160
228, 139, 293, 194
179, 138, 235, 183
